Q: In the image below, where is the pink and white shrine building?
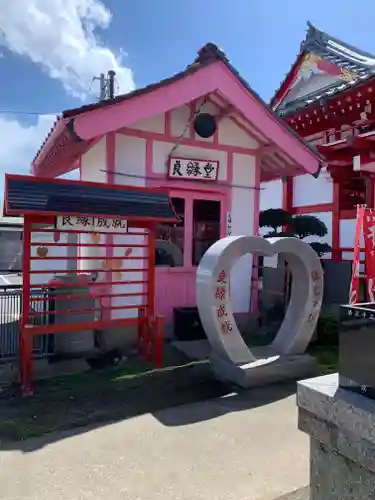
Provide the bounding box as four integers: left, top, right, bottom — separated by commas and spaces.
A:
30, 44, 321, 324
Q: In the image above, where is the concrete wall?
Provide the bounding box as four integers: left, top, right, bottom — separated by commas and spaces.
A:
80, 137, 106, 183
340, 218, 364, 273
230, 153, 256, 312
293, 170, 333, 206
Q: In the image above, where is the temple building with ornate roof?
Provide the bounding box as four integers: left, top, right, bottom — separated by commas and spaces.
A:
261, 22, 375, 268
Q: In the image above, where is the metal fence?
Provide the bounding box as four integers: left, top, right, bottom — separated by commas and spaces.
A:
0, 284, 53, 360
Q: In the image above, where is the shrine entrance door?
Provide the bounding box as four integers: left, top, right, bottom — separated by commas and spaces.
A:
155, 189, 228, 323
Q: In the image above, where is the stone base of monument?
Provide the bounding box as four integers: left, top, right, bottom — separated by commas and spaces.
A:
297, 373, 375, 499
210, 346, 318, 388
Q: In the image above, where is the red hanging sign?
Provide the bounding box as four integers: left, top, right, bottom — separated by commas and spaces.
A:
363, 209, 375, 302
349, 207, 364, 304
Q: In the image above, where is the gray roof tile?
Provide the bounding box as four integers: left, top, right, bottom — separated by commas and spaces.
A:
5, 176, 177, 222
276, 22, 375, 115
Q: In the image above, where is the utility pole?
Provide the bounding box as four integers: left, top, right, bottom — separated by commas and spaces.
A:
92, 70, 117, 102
108, 70, 116, 99
99, 73, 106, 101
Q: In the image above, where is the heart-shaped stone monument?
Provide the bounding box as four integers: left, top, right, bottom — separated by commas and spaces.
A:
196, 236, 323, 387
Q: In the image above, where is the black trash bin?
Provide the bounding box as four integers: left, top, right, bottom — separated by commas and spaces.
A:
339, 303, 375, 400
173, 307, 206, 341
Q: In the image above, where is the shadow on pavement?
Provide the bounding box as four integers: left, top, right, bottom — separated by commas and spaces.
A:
0, 360, 296, 453
154, 381, 296, 427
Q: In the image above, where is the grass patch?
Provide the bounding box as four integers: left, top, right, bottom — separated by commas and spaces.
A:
0, 346, 226, 443
247, 328, 339, 375
0, 332, 340, 443
308, 344, 338, 374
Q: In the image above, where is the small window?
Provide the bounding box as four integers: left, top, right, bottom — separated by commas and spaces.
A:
155, 197, 184, 267
192, 199, 221, 266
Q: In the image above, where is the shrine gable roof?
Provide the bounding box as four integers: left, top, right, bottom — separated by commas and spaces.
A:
31, 42, 323, 179
272, 22, 375, 116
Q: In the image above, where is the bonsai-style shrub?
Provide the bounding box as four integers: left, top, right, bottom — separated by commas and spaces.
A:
259, 209, 332, 255
309, 242, 332, 257
258, 208, 332, 323
259, 208, 293, 236
290, 214, 328, 240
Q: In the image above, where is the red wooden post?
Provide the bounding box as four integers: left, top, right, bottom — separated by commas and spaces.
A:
282, 176, 293, 214
366, 174, 375, 209
145, 225, 156, 361
137, 306, 146, 356
145, 318, 153, 362
332, 181, 341, 261
154, 314, 164, 368
281, 176, 294, 305
147, 224, 156, 320
20, 217, 33, 396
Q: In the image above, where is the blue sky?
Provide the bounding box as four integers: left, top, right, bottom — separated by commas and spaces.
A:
0, 0, 375, 184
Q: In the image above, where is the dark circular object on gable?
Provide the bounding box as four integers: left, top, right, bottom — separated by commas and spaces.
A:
193, 113, 217, 138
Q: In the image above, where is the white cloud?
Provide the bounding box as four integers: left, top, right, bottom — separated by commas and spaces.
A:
0, 114, 56, 176
0, 114, 78, 192
0, 0, 134, 99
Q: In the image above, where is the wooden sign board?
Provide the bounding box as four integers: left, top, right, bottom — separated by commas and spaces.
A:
168, 157, 219, 182
56, 215, 128, 233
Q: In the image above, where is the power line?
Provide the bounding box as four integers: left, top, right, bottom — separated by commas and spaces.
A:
0, 71, 117, 116
100, 168, 263, 191
0, 70, 116, 115
0, 109, 60, 116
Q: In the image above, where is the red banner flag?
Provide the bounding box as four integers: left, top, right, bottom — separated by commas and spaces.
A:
363, 209, 375, 302
349, 207, 365, 304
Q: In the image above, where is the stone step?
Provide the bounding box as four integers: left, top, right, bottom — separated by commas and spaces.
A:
210, 350, 318, 388
273, 486, 309, 500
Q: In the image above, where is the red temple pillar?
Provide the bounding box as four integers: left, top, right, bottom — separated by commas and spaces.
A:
331, 180, 341, 261
365, 174, 375, 209
282, 176, 293, 213
326, 165, 341, 262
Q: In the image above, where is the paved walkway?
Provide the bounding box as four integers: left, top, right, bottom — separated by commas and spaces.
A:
0, 384, 309, 500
